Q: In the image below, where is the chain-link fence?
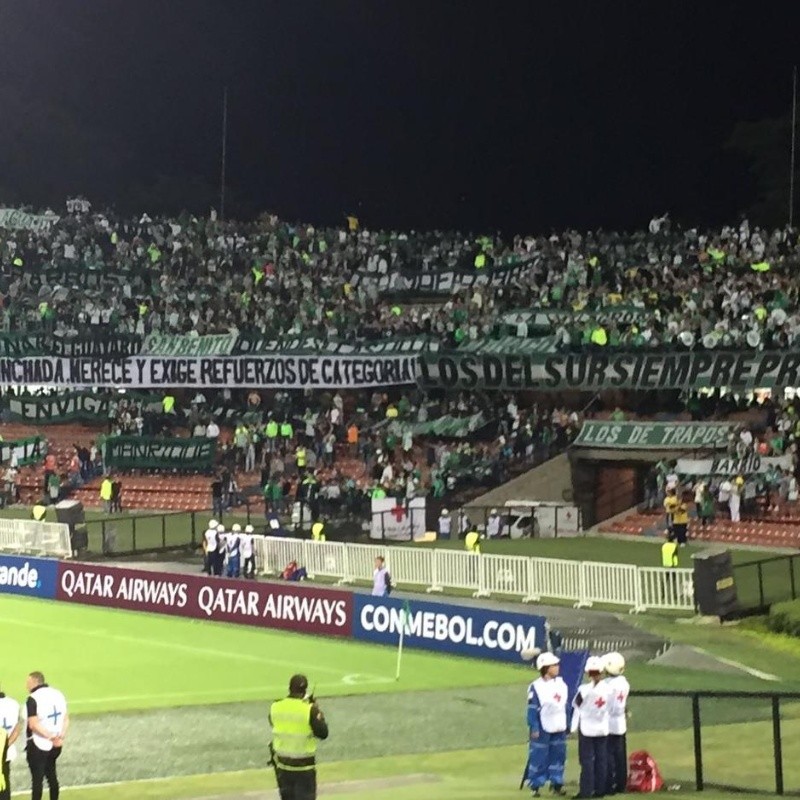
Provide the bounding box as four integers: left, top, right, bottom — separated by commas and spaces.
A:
634, 691, 800, 795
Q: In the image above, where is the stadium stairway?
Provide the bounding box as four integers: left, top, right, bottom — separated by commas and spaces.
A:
598, 505, 800, 548
464, 452, 572, 509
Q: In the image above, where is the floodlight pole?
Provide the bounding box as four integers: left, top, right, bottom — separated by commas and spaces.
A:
220, 86, 229, 221
790, 66, 797, 228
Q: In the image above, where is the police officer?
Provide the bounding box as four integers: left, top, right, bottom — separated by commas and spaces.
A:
269, 674, 328, 800
0, 686, 20, 800
526, 652, 568, 797
311, 520, 326, 542
241, 524, 255, 578
226, 524, 242, 578
603, 652, 630, 796
25, 671, 68, 800
464, 528, 482, 554
571, 657, 611, 799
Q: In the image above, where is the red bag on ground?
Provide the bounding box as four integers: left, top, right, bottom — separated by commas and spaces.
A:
627, 750, 664, 793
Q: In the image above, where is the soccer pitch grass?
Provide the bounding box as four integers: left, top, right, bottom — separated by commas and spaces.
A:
4, 596, 800, 797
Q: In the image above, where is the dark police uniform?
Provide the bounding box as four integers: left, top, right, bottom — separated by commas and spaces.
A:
269, 676, 328, 800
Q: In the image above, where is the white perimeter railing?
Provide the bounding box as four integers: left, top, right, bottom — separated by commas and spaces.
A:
0, 518, 72, 559
253, 536, 694, 613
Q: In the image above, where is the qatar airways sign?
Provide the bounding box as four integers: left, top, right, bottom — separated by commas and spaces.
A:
56, 562, 352, 637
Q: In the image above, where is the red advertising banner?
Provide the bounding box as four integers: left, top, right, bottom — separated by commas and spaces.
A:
56, 562, 352, 637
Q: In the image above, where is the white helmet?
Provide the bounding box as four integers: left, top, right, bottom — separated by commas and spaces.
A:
490, 508, 498, 515
536, 652, 561, 671
604, 652, 626, 676
216, 524, 225, 533
232, 523, 242, 533
441, 509, 449, 516
245, 525, 254, 534
209, 519, 219, 529
585, 656, 605, 673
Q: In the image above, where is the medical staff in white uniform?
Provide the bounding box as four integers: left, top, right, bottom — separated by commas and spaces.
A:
604, 652, 630, 795
571, 656, 611, 799
0, 688, 21, 799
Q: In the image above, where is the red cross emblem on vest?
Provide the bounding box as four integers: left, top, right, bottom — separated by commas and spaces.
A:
391, 504, 407, 522
594, 697, 606, 708
617, 692, 626, 703
553, 693, 562, 703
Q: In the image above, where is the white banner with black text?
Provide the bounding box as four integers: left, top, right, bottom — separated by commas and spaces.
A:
0, 355, 417, 388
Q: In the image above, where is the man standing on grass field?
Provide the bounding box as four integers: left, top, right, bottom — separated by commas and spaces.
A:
0, 686, 21, 800
269, 674, 328, 800
25, 671, 68, 800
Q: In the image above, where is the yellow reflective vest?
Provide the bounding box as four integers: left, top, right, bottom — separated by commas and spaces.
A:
270, 697, 317, 770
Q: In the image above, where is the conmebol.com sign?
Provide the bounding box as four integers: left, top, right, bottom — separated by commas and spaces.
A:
353, 595, 546, 663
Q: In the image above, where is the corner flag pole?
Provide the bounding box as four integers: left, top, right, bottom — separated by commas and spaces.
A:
395, 600, 411, 681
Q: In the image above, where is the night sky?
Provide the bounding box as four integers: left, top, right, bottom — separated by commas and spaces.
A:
1, 1, 798, 232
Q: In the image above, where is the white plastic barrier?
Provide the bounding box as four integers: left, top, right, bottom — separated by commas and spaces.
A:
638, 566, 695, 611
579, 562, 640, 610
478, 553, 530, 599
0, 519, 71, 559
255, 537, 696, 613
527, 557, 583, 604
433, 548, 480, 593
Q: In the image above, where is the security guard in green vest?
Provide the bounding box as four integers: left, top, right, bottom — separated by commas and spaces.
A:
266, 418, 279, 451
32, 504, 47, 522
661, 531, 678, 568
0, 725, 8, 797
162, 394, 176, 414
295, 445, 307, 473
465, 529, 482, 554
280, 420, 294, 440
269, 674, 328, 800
311, 520, 326, 542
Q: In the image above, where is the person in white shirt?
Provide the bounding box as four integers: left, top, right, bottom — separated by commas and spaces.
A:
214, 524, 227, 576
438, 509, 452, 540
571, 657, 611, 799
25, 672, 68, 800
203, 519, 218, 575
525, 652, 568, 797
241, 524, 255, 579
486, 509, 501, 539
601, 653, 630, 796
0, 687, 21, 799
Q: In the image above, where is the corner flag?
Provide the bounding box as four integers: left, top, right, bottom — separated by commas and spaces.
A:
395, 600, 411, 681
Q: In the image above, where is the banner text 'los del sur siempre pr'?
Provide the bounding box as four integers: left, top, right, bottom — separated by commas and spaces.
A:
417, 350, 800, 391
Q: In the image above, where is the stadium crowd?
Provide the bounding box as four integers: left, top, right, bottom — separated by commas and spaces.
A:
0, 203, 799, 350
1, 199, 800, 528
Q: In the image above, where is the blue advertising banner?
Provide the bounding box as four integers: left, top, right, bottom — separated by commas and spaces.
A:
353, 594, 547, 663
0, 554, 59, 599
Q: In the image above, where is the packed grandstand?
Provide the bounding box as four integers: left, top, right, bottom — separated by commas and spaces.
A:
0, 199, 798, 549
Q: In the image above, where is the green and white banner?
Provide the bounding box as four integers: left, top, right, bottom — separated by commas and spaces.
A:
418, 350, 800, 391
501, 305, 652, 332
0, 208, 60, 232
573, 421, 732, 450
143, 333, 238, 357
459, 336, 558, 355
351, 258, 533, 294
233, 334, 432, 356
104, 436, 217, 470
676, 454, 794, 477
408, 411, 487, 438
1, 436, 45, 466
